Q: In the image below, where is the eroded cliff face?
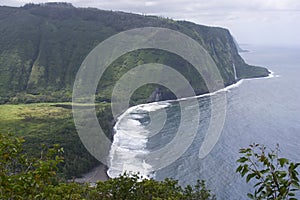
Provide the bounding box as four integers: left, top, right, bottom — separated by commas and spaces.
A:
0, 4, 269, 104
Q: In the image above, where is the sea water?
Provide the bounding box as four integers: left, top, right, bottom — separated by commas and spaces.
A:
108, 45, 300, 199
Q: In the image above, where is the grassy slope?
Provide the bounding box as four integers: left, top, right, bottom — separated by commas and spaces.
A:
0, 103, 112, 178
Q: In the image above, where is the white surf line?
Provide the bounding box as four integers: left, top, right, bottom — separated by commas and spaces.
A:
107, 68, 275, 179
108, 102, 171, 179
248, 69, 280, 81
162, 68, 276, 103
110, 68, 274, 117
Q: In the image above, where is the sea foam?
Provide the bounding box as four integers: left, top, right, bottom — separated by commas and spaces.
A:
107, 102, 170, 179
107, 71, 274, 179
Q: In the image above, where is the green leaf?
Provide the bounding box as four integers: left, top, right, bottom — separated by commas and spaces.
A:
241, 165, 249, 177
237, 157, 248, 163
246, 173, 256, 183
278, 158, 289, 167
291, 181, 300, 189
239, 148, 251, 154
288, 192, 295, 196
254, 181, 263, 187
257, 185, 264, 193
278, 171, 287, 178
247, 193, 254, 199
236, 165, 243, 173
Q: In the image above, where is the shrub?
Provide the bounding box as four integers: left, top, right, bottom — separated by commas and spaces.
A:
236, 143, 300, 199
0, 133, 215, 199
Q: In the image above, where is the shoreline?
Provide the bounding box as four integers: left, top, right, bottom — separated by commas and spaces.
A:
78, 70, 274, 183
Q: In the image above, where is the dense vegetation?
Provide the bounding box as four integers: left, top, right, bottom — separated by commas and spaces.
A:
0, 3, 269, 104
0, 133, 216, 199
1, 133, 299, 199
0, 103, 113, 178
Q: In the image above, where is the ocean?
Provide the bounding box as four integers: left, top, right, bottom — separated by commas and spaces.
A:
107, 45, 300, 199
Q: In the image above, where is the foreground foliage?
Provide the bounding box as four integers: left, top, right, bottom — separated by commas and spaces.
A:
2, 132, 299, 199
0, 133, 215, 199
237, 143, 300, 199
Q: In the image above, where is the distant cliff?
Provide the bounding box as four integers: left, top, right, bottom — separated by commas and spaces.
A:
0, 4, 269, 104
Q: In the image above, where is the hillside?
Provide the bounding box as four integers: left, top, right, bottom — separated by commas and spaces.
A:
0, 3, 269, 104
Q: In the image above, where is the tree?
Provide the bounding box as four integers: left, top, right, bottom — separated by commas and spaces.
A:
0, 133, 215, 199
0, 133, 65, 199
236, 143, 300, 199
95, 173, 215, 200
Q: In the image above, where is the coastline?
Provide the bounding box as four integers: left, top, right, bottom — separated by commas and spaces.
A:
78, 69, 274, 183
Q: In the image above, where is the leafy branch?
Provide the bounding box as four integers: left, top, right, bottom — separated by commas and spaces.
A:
236, 143, 300, 199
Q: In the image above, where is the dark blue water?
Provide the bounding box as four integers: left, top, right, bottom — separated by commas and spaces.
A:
109, 45, 300, 199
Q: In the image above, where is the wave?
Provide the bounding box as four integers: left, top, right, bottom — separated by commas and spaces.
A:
266, 70, 281, 78
107, 102, 170, 179
107, 71, 275, 179
249, 69, 280, 81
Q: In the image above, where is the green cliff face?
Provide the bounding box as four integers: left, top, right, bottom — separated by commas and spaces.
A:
0, 3, 269, 104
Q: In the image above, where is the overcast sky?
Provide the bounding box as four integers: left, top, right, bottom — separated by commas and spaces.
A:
1, 0, 300, 46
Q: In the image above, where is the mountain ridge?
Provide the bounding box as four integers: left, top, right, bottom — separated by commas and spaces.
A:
0, 3, 269, 104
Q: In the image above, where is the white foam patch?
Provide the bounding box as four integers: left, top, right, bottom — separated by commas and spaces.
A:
108, 69, 273, 179
108, 102, 171, 179
136, 102, 171, 112
250, 69, 280, 80
267, 70, 281, 78
108, 123, 152, 178
176, 79, 244, 102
